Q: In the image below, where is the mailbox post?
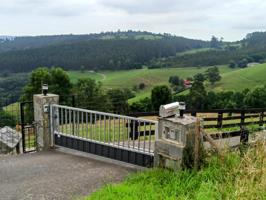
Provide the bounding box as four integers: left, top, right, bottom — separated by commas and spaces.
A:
154, 103, 204, 170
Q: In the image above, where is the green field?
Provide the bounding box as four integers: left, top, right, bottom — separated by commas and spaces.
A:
68, 66, 237, 103
67, 71, 103, 82
4, 63, 265, 106
211, 63, 266, 92
69, 63, 266, 104
176, 48, 212, 56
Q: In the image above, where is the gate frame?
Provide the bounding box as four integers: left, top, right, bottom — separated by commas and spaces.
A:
20, 101, 37, 153
50, 104, 158, 167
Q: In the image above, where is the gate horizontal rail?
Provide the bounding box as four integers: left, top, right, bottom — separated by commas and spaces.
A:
50, 105, 158, 156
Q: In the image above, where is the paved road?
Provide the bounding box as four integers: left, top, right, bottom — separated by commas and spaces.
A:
0, 150, 134, 200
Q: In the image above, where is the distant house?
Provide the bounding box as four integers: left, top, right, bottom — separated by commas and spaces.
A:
183, 80, 192, 88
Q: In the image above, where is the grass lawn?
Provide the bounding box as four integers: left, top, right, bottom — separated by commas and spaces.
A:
68, 71, 103, 83
83, 142, 266, 200
211, 63, 266, 92
176, 48, 212, 56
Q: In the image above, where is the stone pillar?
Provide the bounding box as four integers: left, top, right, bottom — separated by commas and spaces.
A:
154, 115, 204, 170
34, 94, 59, 151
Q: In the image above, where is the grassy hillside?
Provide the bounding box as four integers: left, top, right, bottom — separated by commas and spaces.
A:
85, 142, 266, 200
70, 64, 266, 103
4, 64, 263, 105
68, 66, 237, 103
68, 71, 103, 83
211, 63, 266, 92
176, 48, 211, 56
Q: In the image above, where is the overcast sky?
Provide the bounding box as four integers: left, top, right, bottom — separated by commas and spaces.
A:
1, 0, 265, 41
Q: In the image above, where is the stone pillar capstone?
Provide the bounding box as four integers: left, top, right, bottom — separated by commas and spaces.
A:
34, 94, 59, 151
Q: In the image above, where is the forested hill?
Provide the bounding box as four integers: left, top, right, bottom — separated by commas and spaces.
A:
151, 31, 266, 68
0, 31, 209, 72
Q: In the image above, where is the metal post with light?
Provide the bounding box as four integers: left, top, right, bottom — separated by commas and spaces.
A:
178, 102, 186, 118
42, 84, 48, 96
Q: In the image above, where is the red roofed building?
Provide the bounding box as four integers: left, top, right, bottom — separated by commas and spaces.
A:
183, 80, 192, 88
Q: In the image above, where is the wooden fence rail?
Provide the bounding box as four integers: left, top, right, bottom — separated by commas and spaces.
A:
129, 108, 266, 141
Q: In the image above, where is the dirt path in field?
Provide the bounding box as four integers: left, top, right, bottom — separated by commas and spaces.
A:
93, 72, 106, 81
0, 150, 134, 200
98, 72, 106, 81
88, 70, 106, 81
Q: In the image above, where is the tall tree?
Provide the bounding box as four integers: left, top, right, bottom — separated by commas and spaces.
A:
244, 86, 266, 108
205, 67, 221, 85
21, 67, 72, 101
107, 89, 129, 114
151, 85, 172, 110
75, 78, 111, 112
189, 73, 207, 109
210, 36, 220, 48
130, 97, 152, 112
168, 76, 180, 86
229, 60, 236, 68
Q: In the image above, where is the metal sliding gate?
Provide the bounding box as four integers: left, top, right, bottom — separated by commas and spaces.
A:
50, 105, 158, 167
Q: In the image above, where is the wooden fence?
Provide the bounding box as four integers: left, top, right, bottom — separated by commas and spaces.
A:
129, 108, 266, 140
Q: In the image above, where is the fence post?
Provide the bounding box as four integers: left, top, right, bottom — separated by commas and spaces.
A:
240, 126, 249, 145
33, 94, 59, 151
217, 111, 223, 128
240, 111, 245, 128
191, 112, 197, 117
259, 111, 264, 127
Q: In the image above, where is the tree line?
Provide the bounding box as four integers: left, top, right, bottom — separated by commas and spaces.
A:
20, 67, 136, 114
0, 31, 208, 73
0, 73, 29, 104
149, 32, 266, 68
2, 31, 266, 73
2, 66, 266, 127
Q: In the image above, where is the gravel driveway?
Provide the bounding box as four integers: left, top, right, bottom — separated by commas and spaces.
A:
0, 149, 135, 200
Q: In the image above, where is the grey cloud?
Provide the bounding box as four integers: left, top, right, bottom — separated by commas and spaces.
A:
0, 0, 94, 17
1, 0, 266, 41
99, 0, 216, 14
233, 24, 266, 31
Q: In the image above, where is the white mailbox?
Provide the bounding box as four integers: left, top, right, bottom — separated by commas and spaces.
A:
159, 102, 186, 118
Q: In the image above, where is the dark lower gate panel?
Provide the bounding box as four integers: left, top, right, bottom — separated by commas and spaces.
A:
54, 134, 154, 168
